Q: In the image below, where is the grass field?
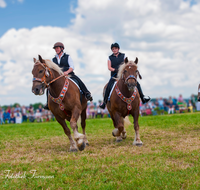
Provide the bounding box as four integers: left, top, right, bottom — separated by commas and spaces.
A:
0, 113, 200, 190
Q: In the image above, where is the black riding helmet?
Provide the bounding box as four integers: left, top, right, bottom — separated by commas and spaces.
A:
111, 43, 120, 49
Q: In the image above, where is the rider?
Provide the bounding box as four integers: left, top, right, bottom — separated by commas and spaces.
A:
44, 42, 93, 110
100, 42, 151, 109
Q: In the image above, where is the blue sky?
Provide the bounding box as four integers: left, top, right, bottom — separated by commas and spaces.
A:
0, 0, 77, 37
0, 0, 200, 106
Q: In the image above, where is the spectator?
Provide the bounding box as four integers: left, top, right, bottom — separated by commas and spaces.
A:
15, 109, 22, 124
158, 97, 164, 110
0, 107, 4, 124
14, 104, 21, 112
28, 105, 35, 122
178, 94, 184, 103
191, 94, 196, 110
187, 100, 193, 113
35, 109, 43, 122
10, 107, 15, 123
168, 100, 174, 114
3, 109, 10, 123
21, 106, 27, 122
96, 101, 103, 118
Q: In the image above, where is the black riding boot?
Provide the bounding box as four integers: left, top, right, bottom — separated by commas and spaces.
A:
70, 75, 93, 101
137, 82, 150, 104
44, 89, 49, 110
100, 78, 115, 109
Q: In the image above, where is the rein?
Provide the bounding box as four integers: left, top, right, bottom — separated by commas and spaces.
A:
33, 61, 70, 117
32, 62, 65, 87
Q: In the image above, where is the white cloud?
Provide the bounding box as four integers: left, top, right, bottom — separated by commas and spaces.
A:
1, 0, 200, 105
0, 0, 6, 8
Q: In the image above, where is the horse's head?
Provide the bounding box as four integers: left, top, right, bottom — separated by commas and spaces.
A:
118, 57, 142, 91
32, 55, 52, 95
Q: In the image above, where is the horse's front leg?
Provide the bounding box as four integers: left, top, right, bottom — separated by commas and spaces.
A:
132, 112, 143, 146
111, 112, 124, 142
70, 107, 86, 151
55, 115, 78, 152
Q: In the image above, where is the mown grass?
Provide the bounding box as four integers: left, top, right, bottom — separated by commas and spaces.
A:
0, 113, 200, 189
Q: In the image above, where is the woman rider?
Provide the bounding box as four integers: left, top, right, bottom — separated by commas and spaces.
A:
100, 42, 150, 109
44, 42, 92, 110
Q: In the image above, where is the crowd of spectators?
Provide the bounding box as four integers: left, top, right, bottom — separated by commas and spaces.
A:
0, 104, 54, 124
139, 94, 198, 116
0, 94, 199, 124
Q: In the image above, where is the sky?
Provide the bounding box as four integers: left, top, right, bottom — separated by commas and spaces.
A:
0, 0, 200, 106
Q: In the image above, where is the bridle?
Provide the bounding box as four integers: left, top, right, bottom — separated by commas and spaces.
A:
32, 61, 65, 87
125, 75, 137, 84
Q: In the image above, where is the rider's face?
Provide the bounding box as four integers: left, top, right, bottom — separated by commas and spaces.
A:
55, 47, 62, 54
111, 47, 119, 55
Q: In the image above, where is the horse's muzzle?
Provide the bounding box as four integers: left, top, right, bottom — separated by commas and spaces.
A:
127, 82, 136, 91
32, 84, 45, 95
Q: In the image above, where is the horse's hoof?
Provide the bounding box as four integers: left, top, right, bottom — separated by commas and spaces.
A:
70, 148, 78, 152
86, 143, 89, 146
112, 132, 116, 137
133, 142, 143, 147
78, 142, 86, 151
116, 139, 122, 143
121, 133, 127, 139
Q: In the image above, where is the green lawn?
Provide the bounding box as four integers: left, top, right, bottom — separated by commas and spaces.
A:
0, 113, 200, 189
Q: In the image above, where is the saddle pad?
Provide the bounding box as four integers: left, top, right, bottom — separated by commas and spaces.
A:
108, 81, 117, 100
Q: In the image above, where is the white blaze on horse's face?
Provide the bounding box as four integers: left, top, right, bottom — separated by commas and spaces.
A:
124, 64, 137, 92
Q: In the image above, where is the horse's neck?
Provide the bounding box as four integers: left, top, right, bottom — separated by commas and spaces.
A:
48, 70, 65, 97
118, 80, 133, 98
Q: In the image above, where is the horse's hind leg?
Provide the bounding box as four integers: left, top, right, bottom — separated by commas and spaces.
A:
70, 106, 86, 151
81, 108, 89, 146
132, 113, 143, 146
55, 116, 78, 152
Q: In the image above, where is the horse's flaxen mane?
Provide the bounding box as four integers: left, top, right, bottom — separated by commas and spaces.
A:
117, 60, 138, 80
35, 59, 63, 75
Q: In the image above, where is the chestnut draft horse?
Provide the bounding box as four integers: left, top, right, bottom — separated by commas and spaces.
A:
105, 57, 143, 146
32, 55, 88, 152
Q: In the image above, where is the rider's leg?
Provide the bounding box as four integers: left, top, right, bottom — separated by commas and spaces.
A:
70, 75, 93, 101
44, 89, 49, 110
100, 78, 115, 109
137, 82, 151, 104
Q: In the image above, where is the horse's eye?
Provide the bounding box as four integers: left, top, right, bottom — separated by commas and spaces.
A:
124, 70, 127, 73
39, 70, 43, 74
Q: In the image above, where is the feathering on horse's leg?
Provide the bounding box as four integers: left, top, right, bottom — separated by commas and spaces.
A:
132, 113, 143, 146
70, 107, 86, 151
55, 115, 78, 152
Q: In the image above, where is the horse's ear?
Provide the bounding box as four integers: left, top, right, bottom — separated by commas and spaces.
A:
125, 57, 129, 64
33, 58, 37, 63
38, 55, 45, 63
134, 57, 138, 64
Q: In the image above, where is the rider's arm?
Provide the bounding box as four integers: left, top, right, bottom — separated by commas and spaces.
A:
107, 60, 115, 72
64, 56, 74, 75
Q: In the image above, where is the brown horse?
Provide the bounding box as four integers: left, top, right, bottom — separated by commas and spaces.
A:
104, 57, 143, 146
32, 55, 88, 152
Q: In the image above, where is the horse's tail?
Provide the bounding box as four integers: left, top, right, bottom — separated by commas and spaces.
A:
124, 116, 132, 127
